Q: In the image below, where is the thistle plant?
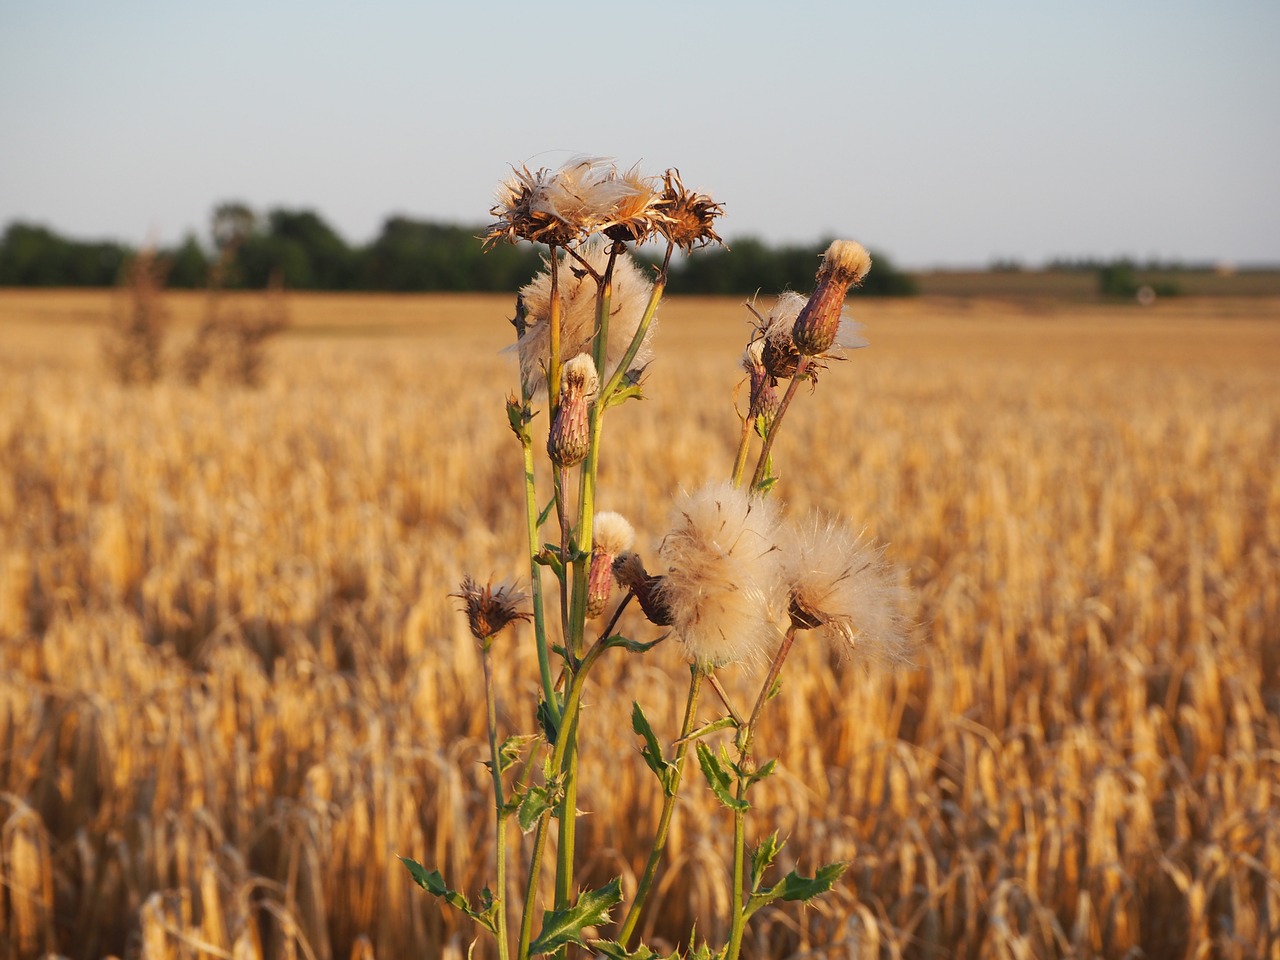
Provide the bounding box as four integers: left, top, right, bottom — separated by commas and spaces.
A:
401, 156, 913, 960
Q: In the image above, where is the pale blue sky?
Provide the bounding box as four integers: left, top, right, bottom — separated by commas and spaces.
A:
2, 1, 1277, 268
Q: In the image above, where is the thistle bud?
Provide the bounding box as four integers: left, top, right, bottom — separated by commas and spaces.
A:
791, 240, 871, 356
587, 511, 635, 617
547, 354, 598, 467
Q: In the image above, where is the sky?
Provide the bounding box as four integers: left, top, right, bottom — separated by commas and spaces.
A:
2, 1, 1277, 269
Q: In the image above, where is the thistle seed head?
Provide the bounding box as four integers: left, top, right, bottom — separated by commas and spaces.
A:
514, 240, 657, 398
655, 481, 785, 668
778, 512, 911, 667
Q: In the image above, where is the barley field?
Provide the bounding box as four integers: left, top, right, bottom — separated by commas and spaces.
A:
0, 288, 1278, 959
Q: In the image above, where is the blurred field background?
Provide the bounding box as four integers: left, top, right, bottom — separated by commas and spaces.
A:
1, 289, 1278, 959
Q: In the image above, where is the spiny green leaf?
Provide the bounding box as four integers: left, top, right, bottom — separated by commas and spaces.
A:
696, 742, 748, 812
399, 859, 499, 933
746, 861, 847, 916
604, 381, 645, 409
516, 784, 554, 834
750, 831, 783, 891
486, 734, 537, 777
589, 941, 674, 960
748, 757, 778, 786
528, 877, 623, 954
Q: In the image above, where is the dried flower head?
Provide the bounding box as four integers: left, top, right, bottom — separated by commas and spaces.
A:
792, 240, 872, 356
514, 239, 656, 396
452, 575, 531, 643
602, 165, 667, 244
778, 513, 911, 666
486, 156, 620, 248
547, 354, 598, 467
612, 551, 673, 626
656, 481, 785, 667
587, 511, 636, 617
656, 168, 725, 252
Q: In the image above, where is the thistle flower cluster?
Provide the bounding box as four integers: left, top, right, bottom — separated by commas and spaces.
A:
486, 156, 723, 252
418, 155, 914, 960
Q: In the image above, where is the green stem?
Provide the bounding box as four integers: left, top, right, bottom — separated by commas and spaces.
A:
517, 810, 552, 960
483, 644, 511, 960
616, 667, 705, 946
730, 413, 754, 489
743, 627, 798, 750
601, 242, 672, 403
520, 382, 558, 722
725, 787, 748, 960
548, 245, 563, 407
748, 355, 811, 491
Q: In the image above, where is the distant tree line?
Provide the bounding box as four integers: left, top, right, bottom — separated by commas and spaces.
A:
0, 204, 917, 296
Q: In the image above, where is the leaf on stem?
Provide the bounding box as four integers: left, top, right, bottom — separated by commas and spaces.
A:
631, 702, 675, 793
674, 715, 738, 746
745, 861, 848, 917
528, 877, 624, 954
537, 697, 561, 745
604, 635, 662, 654
399, 859, 500, 934
590, 941, 677, 960
749, 831, 783, 891
695, 742, 749, 812
515, 783, 556, 833
485, 733, 538, 777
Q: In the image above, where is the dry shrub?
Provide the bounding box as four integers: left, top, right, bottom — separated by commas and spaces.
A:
103, 248, 170, 385
182, 271, 290, 387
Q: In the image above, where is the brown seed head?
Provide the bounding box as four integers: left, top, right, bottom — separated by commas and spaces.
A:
656, 169, 725, 252
452, 575, 531, 642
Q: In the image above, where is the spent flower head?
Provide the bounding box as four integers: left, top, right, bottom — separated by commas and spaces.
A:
452, 575, 531, 643
656, 169, 725, 252
778, 513, 911, 666
656, 481, 785, 667
514, 239, 656, 397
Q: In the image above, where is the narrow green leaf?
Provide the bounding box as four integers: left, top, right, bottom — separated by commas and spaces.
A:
528, 877, 624, 954
674, 715, 738, 745
696, 742, 748, 811
537, 496, 556, 528
631, 702, 675, 792
749, 832, 783, 891
604, 381, 644, 409
603, 635, 662, 654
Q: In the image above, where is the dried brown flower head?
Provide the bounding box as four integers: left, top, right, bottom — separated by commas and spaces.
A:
656, 169, 725, 252
486, 156, 619, 248
452, 575, 531, 642
602, 165, 667, 244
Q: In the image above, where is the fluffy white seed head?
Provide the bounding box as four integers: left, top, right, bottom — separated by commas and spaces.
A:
656, 481, 785, 668
593, 511, 635, 556
822, 240, 872, 285
778, 512, 911, 666
514, 240, 656, 397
